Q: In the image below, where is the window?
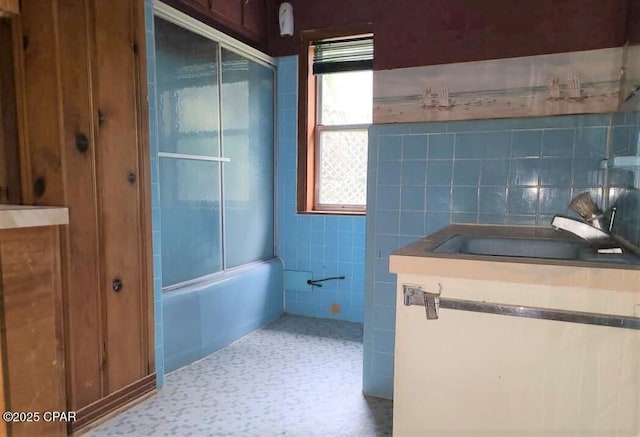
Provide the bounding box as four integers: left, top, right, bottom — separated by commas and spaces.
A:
297, 28, 373, 214
315, 71, 372, 210
154, 12, 275, 289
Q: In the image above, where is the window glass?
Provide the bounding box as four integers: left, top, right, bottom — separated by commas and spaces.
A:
317, 130, 367, 206
315, 70, 372, 209
319, 70, 372, 125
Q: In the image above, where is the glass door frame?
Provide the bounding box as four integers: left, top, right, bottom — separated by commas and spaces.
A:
154, 1, 278, 291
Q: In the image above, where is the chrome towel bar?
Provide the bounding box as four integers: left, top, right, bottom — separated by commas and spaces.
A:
402, 284, 640, 330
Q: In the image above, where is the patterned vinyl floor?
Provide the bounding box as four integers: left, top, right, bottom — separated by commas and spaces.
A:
85, 314, 393, 437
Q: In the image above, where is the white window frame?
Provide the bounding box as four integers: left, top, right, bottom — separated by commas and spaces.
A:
313, 72, 370, 212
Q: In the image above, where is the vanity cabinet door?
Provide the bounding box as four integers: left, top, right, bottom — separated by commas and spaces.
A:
393, 271, 640, 436
0, 227, 66, 437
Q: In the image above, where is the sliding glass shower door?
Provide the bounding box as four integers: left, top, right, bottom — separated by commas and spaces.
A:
155, 17, 275, 288
221, 48, 275, 268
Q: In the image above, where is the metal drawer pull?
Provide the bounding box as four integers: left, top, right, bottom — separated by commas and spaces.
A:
402, 284, 640, 330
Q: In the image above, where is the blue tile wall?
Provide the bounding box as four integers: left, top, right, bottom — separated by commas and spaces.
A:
609, 111, 640, 246
144, 0, 164, 388
363, 113, 612, 399
277, 56, 366, 323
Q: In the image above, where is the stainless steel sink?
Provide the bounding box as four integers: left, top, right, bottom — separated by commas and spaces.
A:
432, 235, 640, 265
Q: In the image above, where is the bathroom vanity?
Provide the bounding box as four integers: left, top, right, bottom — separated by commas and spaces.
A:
390, 224, 640, 436
0, 205, 69, 437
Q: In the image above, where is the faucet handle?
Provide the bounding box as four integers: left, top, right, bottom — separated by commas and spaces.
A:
569, 191, 603, 226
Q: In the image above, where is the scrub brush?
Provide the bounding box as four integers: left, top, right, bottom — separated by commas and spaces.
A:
568, 192, 604, 229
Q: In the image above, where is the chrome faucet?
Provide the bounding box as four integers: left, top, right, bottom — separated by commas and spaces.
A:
551, 192, 623, 254
551, 216, 622, 254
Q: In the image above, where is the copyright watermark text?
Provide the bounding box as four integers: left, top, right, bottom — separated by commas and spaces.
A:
2, 411, 76, 423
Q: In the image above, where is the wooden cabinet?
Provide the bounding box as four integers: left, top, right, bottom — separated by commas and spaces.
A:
210, 0, 242, 24
0, 0, 18, 17
0, 207, 69, 437
241, 0, 266, 41
187, 0, 210, 9
11, 0, 155, 432
169, 0, 267, 48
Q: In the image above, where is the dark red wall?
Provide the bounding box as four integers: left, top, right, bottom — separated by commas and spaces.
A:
267, 0, 628, 69
266, 0, 374, 56
627, 0, 640, 44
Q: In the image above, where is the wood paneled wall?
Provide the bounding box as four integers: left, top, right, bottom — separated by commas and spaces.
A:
0, 20, 20, 204
0, 0, 19, 17
11, 0, 155, 430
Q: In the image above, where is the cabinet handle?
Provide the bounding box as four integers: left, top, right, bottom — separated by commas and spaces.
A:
127, 171, 136, 185
112, 278, 123, 292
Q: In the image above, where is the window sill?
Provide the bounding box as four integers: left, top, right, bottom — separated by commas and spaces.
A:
297, 210, 366, 217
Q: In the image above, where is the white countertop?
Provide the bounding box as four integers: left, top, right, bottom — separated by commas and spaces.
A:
0, 205, 69, 229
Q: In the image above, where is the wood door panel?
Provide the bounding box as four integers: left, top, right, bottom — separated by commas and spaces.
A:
0, 227, 66, 437
93, 0, 147, 393
56, 0, 104, 410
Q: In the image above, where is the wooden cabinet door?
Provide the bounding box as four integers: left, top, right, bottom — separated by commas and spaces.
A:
0, 227, 66, 437
242, 0, 265, 40
93, 0, 150, 394
210, 0, 242, 26
183, 0, 209, 13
